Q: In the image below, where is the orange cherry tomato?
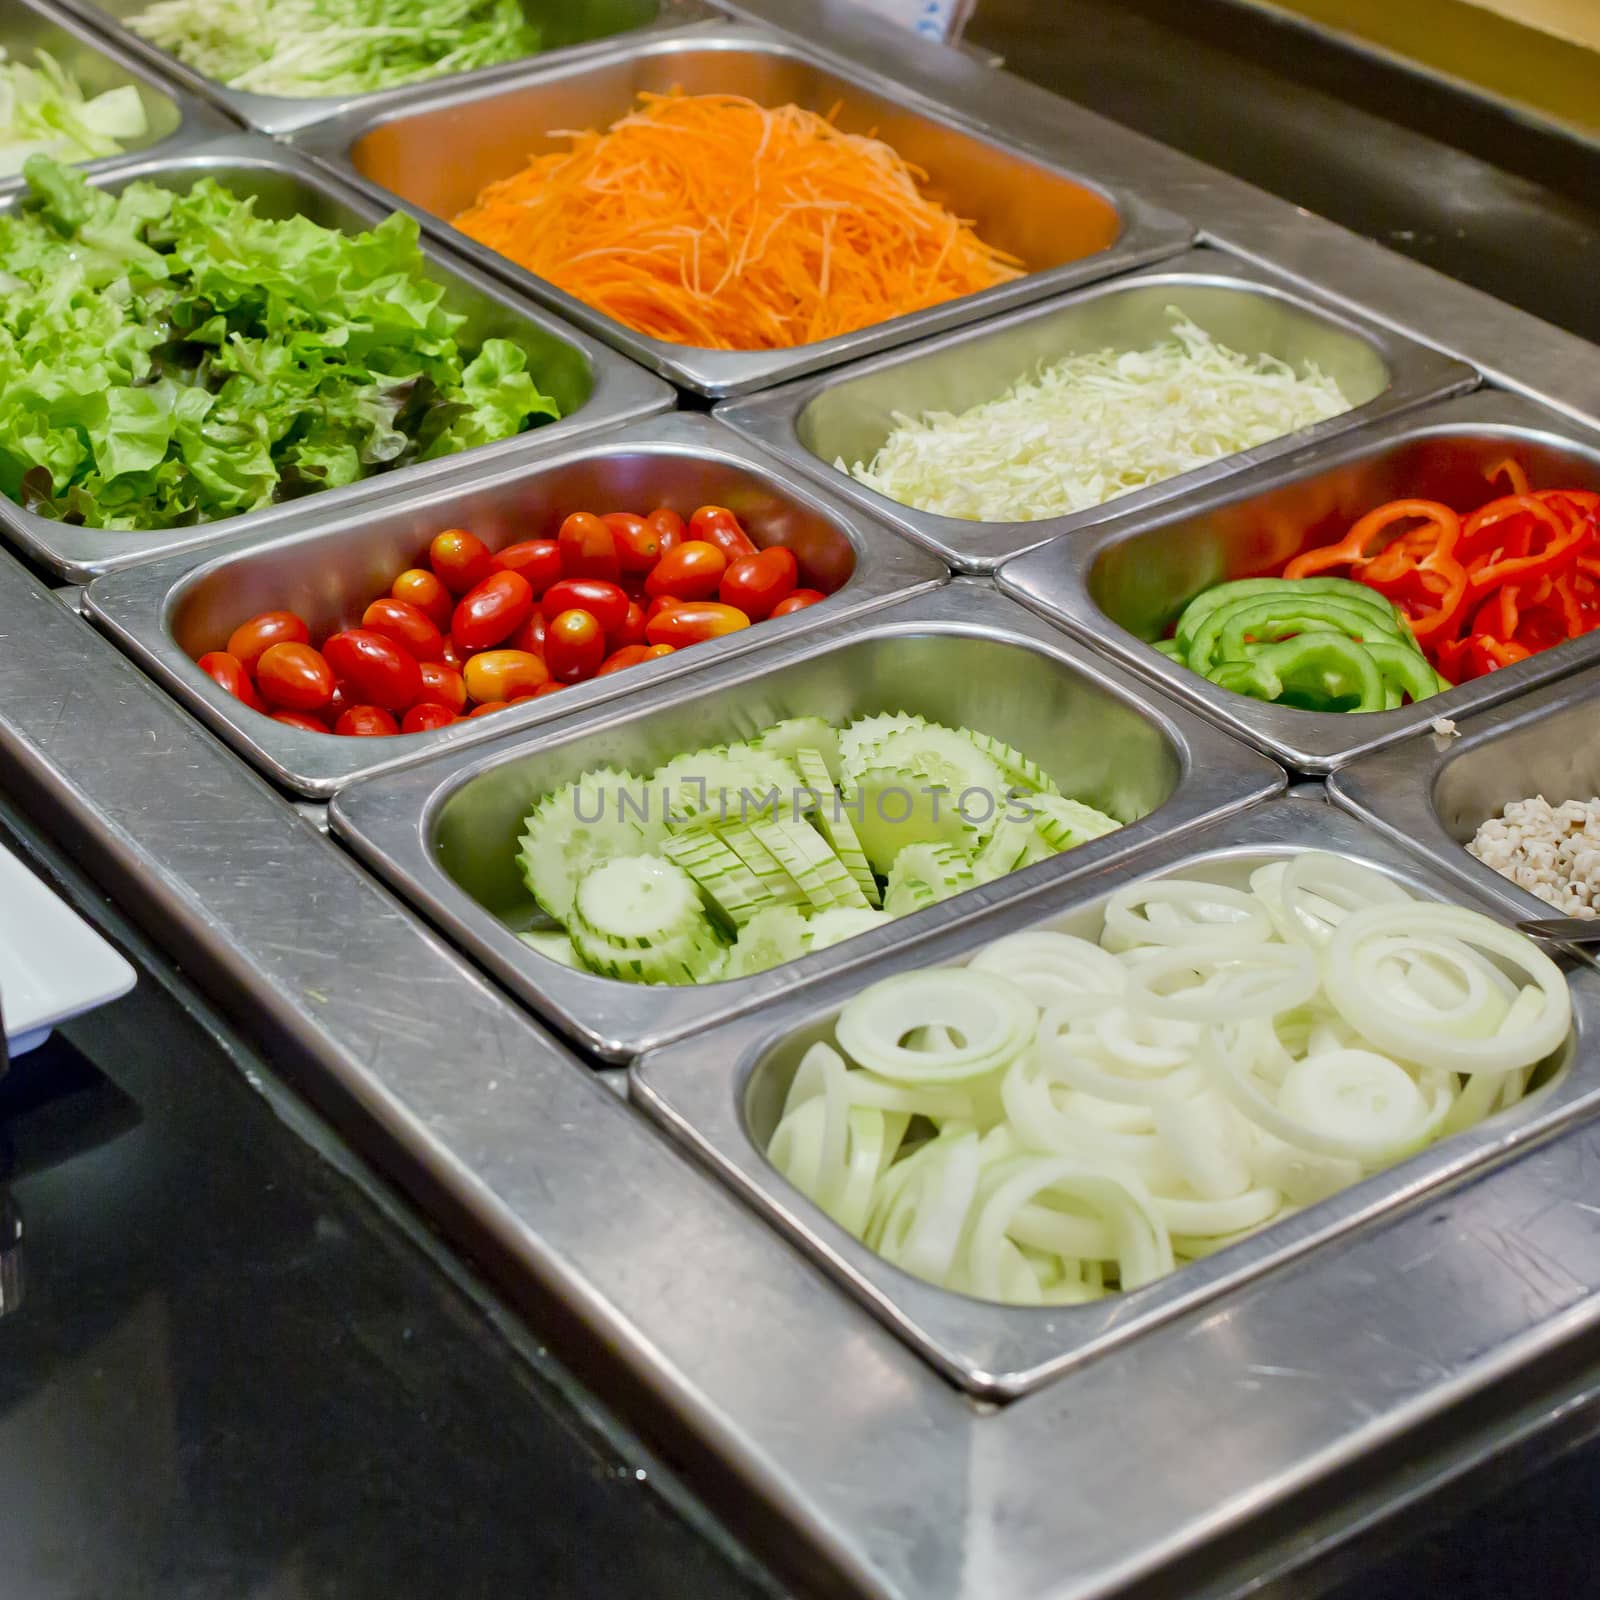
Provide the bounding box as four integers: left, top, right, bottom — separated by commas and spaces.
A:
392, 567, 453, 628
464, 649, 550, 704
362, 596, 445, 662
467, 700, 512, 718
643, 594, 680, 624
530, 681, 567, 698
602, 512, 660, 575
719, 546, 798, 621
645, 507, 685, 554
615, 599, 647, 648
507, 612, 547, 658
540, 579, 629, 637
226, 611, 309, 672
645, 540, 727, 601
689, 505, 757, 561
645, 602, 751, 648
545, 607, 607, 683
322, 629, 423, 712
645, 643, 675, 659
429, 528, 496, 595
557, 511, 621, 582
334, 705, 399, 737
452, 569, 534, 652
270, 710, 329, 734
415, 660, 468, 714
197, 650, 267, 712
401, 702, 461, 735
770, 589, 826, 617
256, 642, 336, 713
492, 539, 562, 596
595, 644, 657, 676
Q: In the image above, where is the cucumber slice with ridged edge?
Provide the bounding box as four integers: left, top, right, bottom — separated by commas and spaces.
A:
726, 906, 813, 978
870, 726, 1006, 840
716, 821, 808, 907
807, 907, 894, 951
838, 712, 929, 782
653, 744, 800, 828
517, 928, 588, 970
1024, 795, 1123, 851
662, 828, 779, 929
793, 748, 880, 907
961, 730, 1062, 798
755, 717, 842, 783
970, 812, 1043, 884
884, 842, 976, 917
847, 764, 977, 875
517, 766, 656, 921
751, 816, 869, 911
572, 854, 708, 947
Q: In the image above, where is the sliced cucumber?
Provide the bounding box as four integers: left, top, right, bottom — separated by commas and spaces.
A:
838, 712, 929, 782
755, 717, 841, 782
883, 842, 975, 917
662, 828, 781, 929
807, 907, 893, 951
517, 928, 588, 970
751, 816, 869, 911
969, 812, 1040, 884
848, 764, 978, 876
726, 906, 813, 978
794, 748, 880, 907
1025, 795, 1123, 851
871, 726, 1006, 838
717, 821, 808, 907
572, 854, 707, 947
517, 766, 655, 921
653, 744, 799, 829
962, 730, 1062, 797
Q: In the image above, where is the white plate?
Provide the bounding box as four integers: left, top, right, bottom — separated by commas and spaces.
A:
0, 844, 136, 1057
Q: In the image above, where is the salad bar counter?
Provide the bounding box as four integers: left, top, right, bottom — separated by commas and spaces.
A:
6, 0, 1600, 1595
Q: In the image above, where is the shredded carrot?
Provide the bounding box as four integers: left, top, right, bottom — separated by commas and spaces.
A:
451, 91, 1025, 351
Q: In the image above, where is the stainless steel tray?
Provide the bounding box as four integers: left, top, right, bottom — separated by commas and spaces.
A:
1330, 658, 1600, 939
328, 583, 1285, 1062
289, 25, 1195, 399
84, 413, 949, 799
717, 245, 1479, 572
0, 134, 675, 584
0, 0, 230, 192
52, 0, 720, 136
999, 391, 1600, 775
633, 793, 1598, 1397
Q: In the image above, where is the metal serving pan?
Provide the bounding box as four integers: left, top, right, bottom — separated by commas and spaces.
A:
289, 25, 1194, 399
1330, 658, 1600, 940
718, 245, 1479, 572
84, 414, 949, 799
1000, 391, 1600, 776
632, 792, 1596, 1397
328, 583, 1285, 1063
0, 134, 675, 584
0, 0, 229, 191
52, 0, 720, 137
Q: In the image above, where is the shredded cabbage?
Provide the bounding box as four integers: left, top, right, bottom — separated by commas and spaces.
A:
843, 311, 1352, 523
0, 47, 148, 177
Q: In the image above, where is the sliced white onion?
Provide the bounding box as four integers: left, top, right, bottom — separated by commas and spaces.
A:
837, 969, 1037, 1082
1103, 879, 1273, 952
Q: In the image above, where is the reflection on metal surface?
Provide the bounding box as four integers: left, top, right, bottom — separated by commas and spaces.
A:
0, 1193, 19, 1318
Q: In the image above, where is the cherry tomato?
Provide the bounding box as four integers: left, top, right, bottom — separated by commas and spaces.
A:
645, 643, 675, 659
334, 705, 399, 737
429, 528, 496, 595
226, 611, 309, 672
719, 546, 798, 621
415, 660, 468, 714
270, 710, 329, 734
530, 682, 567, 698
438, 638, 469, 672
401, 702, 461, 735
770, 588, 826, 617
689, 505, 757, 561
507, 612, 547, 658
451, 570, 534, 653
644, 595, 680, 624
645, 540, 727, 601
545, 608, 607, 683
645, 602, 752, 648
540, 579, 630, 637
362, 596, 445, 662
603, 512, 661, 575
322, 629, 423, 712
256, 642, 336, 713
197, 650, 267, 713
464, 649, 550, 704
557, 512, 621, 582
327, 684, 351, 722
615, 599, 647, 648
392, 568, 453, 628
467, 700, 512, 718
596, 644, 658, 676
492, 539, 561, 596
645, 507, 685, 554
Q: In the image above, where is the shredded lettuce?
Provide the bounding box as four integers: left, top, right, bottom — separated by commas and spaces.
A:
0, 157, 560, 531
844, 312, 1352, 523
0, 46, 149, 177
125, 0, 540, 99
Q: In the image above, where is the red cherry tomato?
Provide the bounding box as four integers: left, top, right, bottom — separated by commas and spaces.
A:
467, 700, 512, 718
334, 705, 400, 737
270, 710, 329, 734
689, 505, 757, 561
392, 568, 453, 628
530, 682, 567, 698
400, 703, 461, 734
645, 540, 727, 601
464, 649, 550, 704
438, 638, 468, 672
643, 594, 680, 624
197, 650, 267, 713
614, 599, 647, 648
492, 539, 562, 596
415, 660, 468, 714
539, 578, 629, 637
322, 629, 423, 712
595, 644, 656, 676
451, 570, 534, 653
226, 611, 309, 672
602, 512, 661, 575
256, 642, 336, 713
645, 602, 752, 648
557, 512, 621, 582
545, 608, 607, 683
719, 546, 798, 621
645, 507, 685, 555
770, 588, 826, 617
429, 528, 496, 595
362, 596, 445, 662
507, 612, 547, 658
327, 684, 351, 722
